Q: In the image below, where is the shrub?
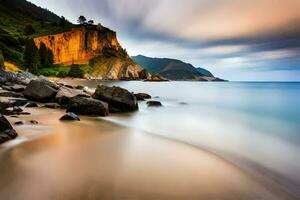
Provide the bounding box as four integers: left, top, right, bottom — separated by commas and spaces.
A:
68, 65, 84, 78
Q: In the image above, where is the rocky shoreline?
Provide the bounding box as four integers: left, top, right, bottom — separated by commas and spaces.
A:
0, 70, 158, 144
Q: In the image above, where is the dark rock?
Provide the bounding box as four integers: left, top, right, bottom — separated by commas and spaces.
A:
0, 114, 18, 144
10, 84, 26, 92
0, 91, 24, 98
23, 78, 58, 102
93, 85, 138, 112
138, 69, 151, 79
44, 103, 60, 109
75, 85, 84, 90
135, 93, 151, 101
10, 115, 19, 118
147, 100, 163, 107
60, 112, 80, 121
65, 85, 74, 89
0, 99, 27, 111
13, 106, 23, 113
14, 121, 24, 125
25, 102, 38, 108
20, 112, 31, 115
30, 120, 38, 125
55, 86, 90, 105
66, 96, 109, 116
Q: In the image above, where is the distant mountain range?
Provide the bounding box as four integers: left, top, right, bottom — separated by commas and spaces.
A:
132, 55, 225, 81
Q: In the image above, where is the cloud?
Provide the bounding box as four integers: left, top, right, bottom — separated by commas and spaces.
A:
28, 0, 300, 80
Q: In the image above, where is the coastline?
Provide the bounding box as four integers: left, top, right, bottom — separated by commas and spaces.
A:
0, 107, 295, 200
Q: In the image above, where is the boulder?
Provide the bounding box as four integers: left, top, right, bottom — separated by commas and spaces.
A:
0, 114, 18, 144
23, 78, 58, 102
66, 96, 109, 116
55, 86, 90, 105
147, 100, 163, 107
134, 93, 151, 101
60, 112, 80, 121
93, 85, 138, 112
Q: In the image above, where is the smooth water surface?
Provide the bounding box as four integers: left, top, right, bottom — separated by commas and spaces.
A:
63, 80, 300, 197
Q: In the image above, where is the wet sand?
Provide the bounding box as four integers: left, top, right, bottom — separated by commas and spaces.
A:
0, 108, 295, 200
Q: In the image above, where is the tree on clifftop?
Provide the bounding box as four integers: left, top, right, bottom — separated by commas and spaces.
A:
87, 20, 94, 25
23, 39, 40, 73
78, 16, 86, 24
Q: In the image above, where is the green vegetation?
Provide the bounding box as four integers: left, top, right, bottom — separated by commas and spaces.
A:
23, 39, 40, 73
0, 0, 74, 65
36, 64, 92, 78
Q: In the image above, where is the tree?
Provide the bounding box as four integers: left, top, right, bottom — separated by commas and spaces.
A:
47, 48, 54, 66
24, 24, 35, 35
68, 65, 84, 78
59, 16, 66, 27
87, 20, 94, 25
23, 39, 40, 73
77, 16, 86, 25
39, 42, 48, 66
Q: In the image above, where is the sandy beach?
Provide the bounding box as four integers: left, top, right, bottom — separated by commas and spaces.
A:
0, 107, 296, 200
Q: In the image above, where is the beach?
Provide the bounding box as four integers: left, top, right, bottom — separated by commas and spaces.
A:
0, 106, 296, 200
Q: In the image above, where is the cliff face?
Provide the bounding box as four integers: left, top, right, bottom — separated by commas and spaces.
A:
34, 26, 148, 80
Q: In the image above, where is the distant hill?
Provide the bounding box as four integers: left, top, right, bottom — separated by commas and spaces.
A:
132, 55, 223, 81
0, 0, 74, 64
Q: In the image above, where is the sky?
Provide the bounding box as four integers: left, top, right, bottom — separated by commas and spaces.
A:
28, 0, 300, 81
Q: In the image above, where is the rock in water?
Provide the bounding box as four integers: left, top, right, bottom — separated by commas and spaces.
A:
147, 100, 163, 107
23, 78, 58, 102
0, 114, 18, 144
93, 85, 138, 112
60, 112, 80, 121
135, 93, 152, 101
66, 96, 109, 116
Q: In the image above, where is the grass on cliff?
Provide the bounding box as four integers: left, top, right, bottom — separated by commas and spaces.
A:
36, 64, 92, 78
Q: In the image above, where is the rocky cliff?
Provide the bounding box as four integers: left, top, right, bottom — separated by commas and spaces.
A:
34, 25, 148, 80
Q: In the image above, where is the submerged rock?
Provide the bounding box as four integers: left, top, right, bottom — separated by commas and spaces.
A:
30, 120, 38, 125
60, 112, 80, 121
0, 114, 18, 144
14, 121, 24, 125
66, 96, 109, 116
23, 78, 58, 102
93, 85, 138, 112
134, 93, 152, 101
147, 100, 163, 107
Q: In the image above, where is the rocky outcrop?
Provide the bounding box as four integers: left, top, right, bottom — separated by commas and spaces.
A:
0, 114, 18, 144
66, 96, 109, 116
147, 100, 163, 107
93, 85, 138, 112
34, 26, 149, 80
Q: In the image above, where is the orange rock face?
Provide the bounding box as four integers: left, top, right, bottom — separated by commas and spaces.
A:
34, 26, 122, 65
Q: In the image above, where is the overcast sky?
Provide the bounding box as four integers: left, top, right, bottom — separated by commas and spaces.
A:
28, 0, 300, 80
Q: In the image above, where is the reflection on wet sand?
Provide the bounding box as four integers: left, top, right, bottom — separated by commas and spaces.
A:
0, 108, 295, 200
